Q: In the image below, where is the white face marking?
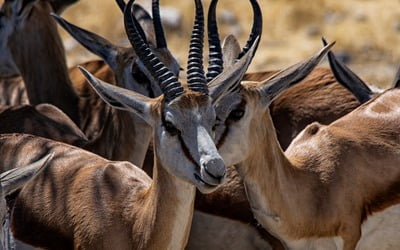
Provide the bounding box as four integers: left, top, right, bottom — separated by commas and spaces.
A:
214, 92, 252, 166
155, 95, 225, 194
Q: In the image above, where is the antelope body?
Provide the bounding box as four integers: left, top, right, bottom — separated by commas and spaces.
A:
214, 42, 400, 249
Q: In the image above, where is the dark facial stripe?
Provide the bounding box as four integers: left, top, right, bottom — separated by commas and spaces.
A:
178, 133, 199, 170
161, 111, 199, 169
216, 124, 229, 149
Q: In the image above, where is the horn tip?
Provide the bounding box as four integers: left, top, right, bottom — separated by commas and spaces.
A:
78, 66, 94, 82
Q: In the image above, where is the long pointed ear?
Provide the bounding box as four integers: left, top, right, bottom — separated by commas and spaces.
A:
392, 65, 400, 88
259, 42, 335, 106
1, 153, 54, 195
51, 14, 121, 71
209, 37, 259, 105
79, 67, 155, 126
222, 35, 241, 68
322, 37, 372, 104
133, 4, 157, 47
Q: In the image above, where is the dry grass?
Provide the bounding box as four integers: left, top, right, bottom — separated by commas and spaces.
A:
61, 0, 400, 88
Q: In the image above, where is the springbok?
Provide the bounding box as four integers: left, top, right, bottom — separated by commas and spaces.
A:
4, 0, 258, 248
210, 35, 400, 249
0, 153, 53, 249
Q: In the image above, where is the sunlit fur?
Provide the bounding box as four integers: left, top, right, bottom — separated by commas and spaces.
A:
243, 67, 361, 150
215, 79, 400, 249
188, 67, 365, 250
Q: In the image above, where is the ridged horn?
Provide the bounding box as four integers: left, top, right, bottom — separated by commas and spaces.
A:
206, 0, 223, 82
152, 0, 167, 48
187, 0, 208, 94
115, 0, 126, 13
124, 0, 184, 102
392, 65, 400, 88
237, 0, 262, 59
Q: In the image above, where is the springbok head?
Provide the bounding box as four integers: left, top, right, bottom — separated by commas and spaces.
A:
0, 153, 53, 248
51, 0, 180, 97
79, 0, 257, 193
213, 43, 335, 166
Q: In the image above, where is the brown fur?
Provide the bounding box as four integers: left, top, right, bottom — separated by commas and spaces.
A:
223, 85, 400, 250
7, 1, 80, 125
0, 76, 27, 106
0, 104, 87, 146
2, 133, 195, 250
195, 68, 361, 249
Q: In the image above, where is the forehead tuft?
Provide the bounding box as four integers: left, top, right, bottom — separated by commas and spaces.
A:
170, 91, 210, 109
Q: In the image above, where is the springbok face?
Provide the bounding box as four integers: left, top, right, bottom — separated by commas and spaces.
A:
214, 43, 335, 166
51, 0, 180, 98
80, 0, 258, 193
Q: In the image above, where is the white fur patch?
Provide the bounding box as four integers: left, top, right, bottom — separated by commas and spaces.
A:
281, 204, 400, 250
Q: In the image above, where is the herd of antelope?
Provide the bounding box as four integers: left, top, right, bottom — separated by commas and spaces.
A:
0, 0, 399, 249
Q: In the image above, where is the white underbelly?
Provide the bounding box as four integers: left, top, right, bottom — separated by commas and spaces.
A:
357, 203, 400, 250
284, 204, 400, 250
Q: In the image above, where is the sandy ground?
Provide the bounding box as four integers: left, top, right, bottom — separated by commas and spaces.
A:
58, 0, 400, 89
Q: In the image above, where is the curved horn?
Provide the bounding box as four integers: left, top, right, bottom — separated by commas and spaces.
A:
115, 0, 126, 12
124, 0, 184, 102
322, 37, 372, 104
237, 0, 262, 59
116, 0, 149, 44
152, 0, 167, 48
187, 0, 208, 94
206, 0, 223, 82
393, 66, 400, 88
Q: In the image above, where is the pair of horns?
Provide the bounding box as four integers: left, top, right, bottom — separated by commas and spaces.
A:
124, 0, 184, 102
123, 0, 259, 102
207, 0, 262, 82
123, 0, 214, 101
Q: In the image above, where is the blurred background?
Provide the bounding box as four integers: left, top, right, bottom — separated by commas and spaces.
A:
60, 0, 400, 88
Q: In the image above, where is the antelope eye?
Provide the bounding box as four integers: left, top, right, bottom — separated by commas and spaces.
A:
228, 108, 245, 121
164, 121, 180, 136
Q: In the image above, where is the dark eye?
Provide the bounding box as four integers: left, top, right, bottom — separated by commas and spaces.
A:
164, 121, 180, 136
228, 108, 245, 121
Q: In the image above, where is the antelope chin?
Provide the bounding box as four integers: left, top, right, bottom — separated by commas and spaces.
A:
194, 173, 219, 194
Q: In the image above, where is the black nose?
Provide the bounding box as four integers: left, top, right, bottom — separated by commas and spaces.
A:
202, 158, 226, 184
